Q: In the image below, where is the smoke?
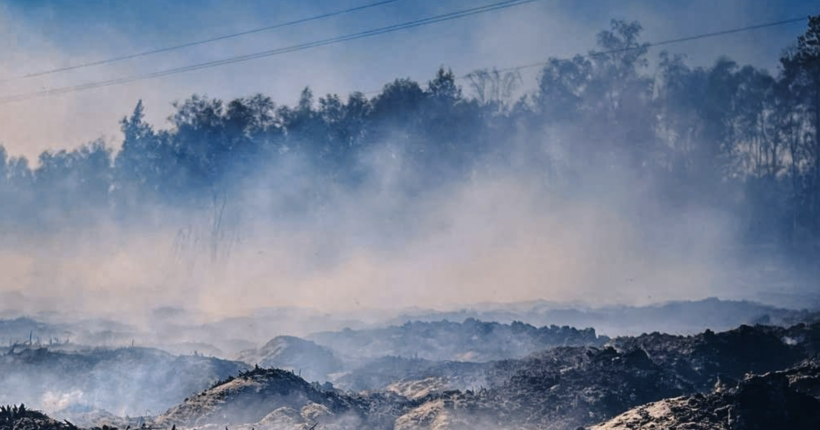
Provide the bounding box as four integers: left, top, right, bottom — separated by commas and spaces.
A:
0, 345, 246, 417
41, 390, 85, 413
0, 1, 817, 332
0, 125, 742, 322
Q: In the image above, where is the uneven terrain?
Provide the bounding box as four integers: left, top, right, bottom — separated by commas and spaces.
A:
2, 318, 818, 430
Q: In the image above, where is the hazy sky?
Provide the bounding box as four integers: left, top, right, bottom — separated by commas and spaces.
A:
0, 0, 816, 160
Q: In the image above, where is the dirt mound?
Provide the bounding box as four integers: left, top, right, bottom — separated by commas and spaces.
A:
9, 323, 820, 430
0, 346, 247, 416
310, 319, 606, 362
392, 323, 820, 430
612, 323, 820, 390
155, 366, 364, 428
592, 360, 820, 430
236, 336, 343, 383
0, 404, 118, 430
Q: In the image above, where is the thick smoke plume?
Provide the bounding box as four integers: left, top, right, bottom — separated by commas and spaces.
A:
1, 18, 819, 327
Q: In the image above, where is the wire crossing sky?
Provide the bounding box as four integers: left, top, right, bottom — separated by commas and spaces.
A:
0, 0, 543, 104
0, 4, 810, 105
0, 0, 405, 83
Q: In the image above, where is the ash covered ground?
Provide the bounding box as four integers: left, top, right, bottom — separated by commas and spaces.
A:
1, 300, 820, 430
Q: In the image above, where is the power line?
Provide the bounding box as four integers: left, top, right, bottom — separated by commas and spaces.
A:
0, 0, 542, 104
0, 0, 404, 83
0, 10, 809, 105
365, 16, 809, 95
491, 17, 810, 75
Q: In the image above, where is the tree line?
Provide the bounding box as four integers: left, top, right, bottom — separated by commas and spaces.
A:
1, 16, 820, 251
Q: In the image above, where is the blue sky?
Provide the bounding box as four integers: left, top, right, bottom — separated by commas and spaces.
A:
0, 0, 817, 159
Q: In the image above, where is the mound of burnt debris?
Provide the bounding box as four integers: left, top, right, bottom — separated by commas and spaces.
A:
1, 404, 72, 430
0, 404, 117, 430
236, 335, 344, 383
155, 366, 372, 429
489, 346, 690, 427
0, 345, 247, 416
6, 322, 820, 430
332, 356, 489, 393
612, 322, 820, 391
391, 345, 691, 430
591, 360, 820, 430
391, 323, 820, 430
309, 318, 607, 362
150, 322, 818, 430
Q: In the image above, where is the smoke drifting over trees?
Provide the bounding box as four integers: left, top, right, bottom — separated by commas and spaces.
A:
1, 18, 820, 314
